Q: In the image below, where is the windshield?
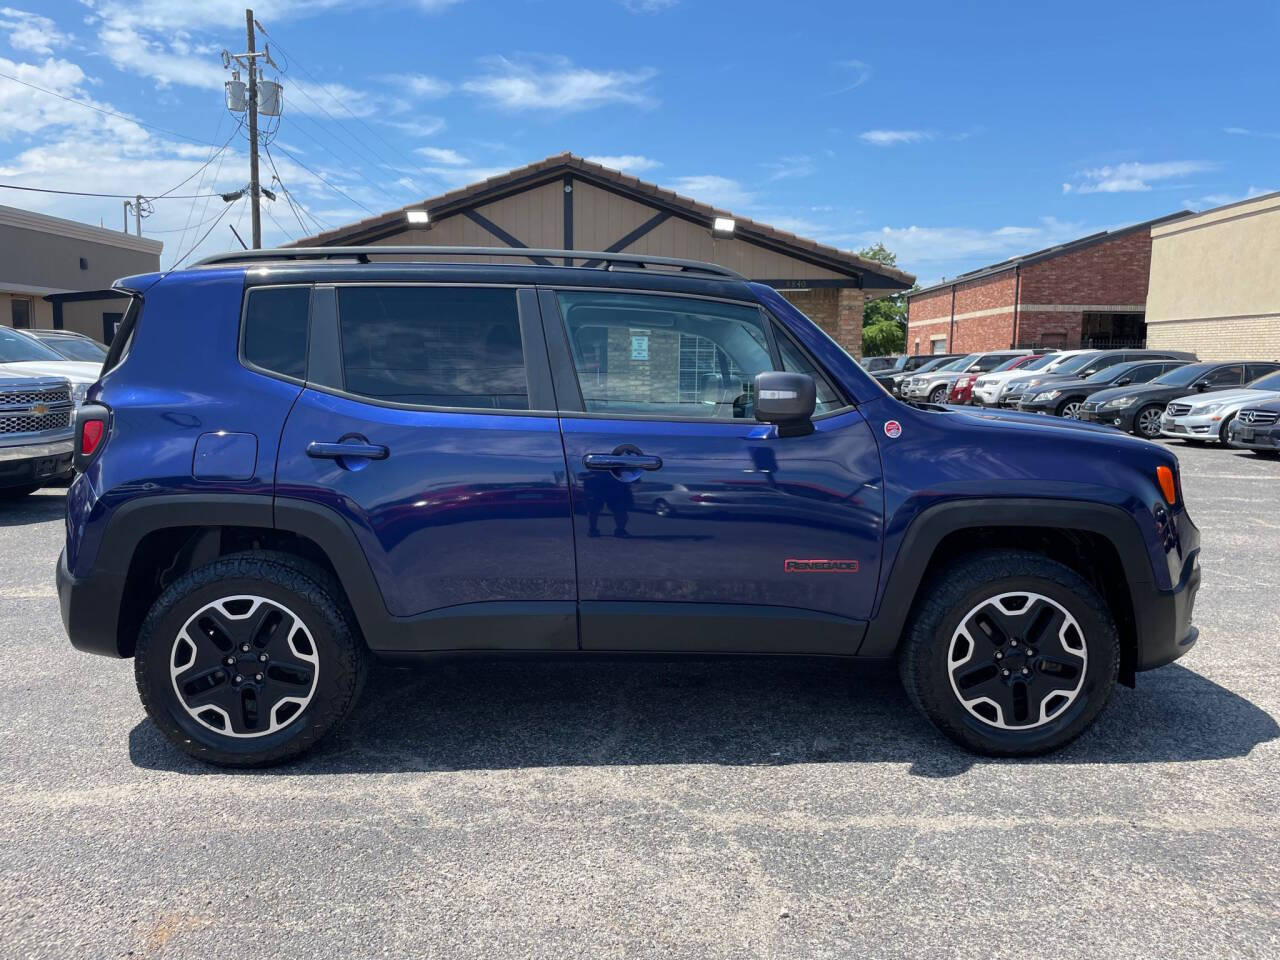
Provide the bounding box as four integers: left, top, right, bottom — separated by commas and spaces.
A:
36, 335, 106, 361
1248, 371, 1280, 391
0, 327, 64, 363
1020, 354, 1057, 371
911, 357, 952, 374
1154, 363, 1215, 387
991, 355, 1030, 372
1047, 352, 1102, 375
949, 353, 980, 371
1084, 362, 1139, 384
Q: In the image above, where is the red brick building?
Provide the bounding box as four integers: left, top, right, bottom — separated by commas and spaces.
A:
906, 212, 1190, 355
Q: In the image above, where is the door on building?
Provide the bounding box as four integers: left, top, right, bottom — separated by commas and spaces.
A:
1082, 311, 1146, 349
10, 297, 32, 329
542, 288, 884, 654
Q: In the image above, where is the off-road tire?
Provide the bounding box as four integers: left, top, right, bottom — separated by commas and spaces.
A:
135, 551, 369, 767
898, 550, 1119, 756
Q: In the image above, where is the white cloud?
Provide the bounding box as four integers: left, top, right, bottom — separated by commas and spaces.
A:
1224, 126, 1280, 140
383, 116, 447, 138
850, 217, 1087, 273
621, 0, 678, 11
0, 7, 71, 54
1063, 160, 1215, 194
1184, 186, 1276, 210
859, 129, 932, 146
585, 154, 660, 173
829, 59, 872, 94
763, 155, 813, 181
415, 146, 468, 165
385, 72, 451, 99
462, 55, 655, 111
666, 174, 752, 210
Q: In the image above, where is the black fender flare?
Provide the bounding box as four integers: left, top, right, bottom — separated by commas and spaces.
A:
860, 498, 1156, 659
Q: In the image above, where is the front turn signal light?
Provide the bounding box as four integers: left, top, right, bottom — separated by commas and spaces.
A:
1156, 465, 1177, 505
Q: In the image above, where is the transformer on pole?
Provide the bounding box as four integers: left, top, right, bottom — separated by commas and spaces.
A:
221, 8, 281, 249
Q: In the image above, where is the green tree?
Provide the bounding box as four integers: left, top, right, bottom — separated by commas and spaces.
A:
863, 319, 906, 356
858, 243, 917, 354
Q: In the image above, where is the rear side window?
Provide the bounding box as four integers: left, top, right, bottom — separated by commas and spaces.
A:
244, 287, 310, 380
337, 286, 528, 410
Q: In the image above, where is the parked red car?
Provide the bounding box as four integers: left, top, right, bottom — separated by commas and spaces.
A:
948, 353, 1046, 404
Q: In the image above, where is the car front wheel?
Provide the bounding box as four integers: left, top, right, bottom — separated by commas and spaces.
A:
1134, 404, 1164, 439
928, 385, 949, 404
134, 551, 369, 767
1057, 398, 1084, 419
899, 551, 1119, 756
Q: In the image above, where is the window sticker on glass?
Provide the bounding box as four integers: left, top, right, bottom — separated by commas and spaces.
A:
630, 330, 649, 361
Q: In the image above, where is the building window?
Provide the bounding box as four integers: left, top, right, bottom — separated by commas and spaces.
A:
930, 335, 947, 355
11, 297, 32, 329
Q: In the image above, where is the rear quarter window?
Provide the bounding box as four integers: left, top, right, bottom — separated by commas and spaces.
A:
243, 286, 311, 380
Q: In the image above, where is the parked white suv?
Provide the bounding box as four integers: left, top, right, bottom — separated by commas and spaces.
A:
971, 351, 1065, 406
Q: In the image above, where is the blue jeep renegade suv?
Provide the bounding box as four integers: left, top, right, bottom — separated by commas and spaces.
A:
57, 246, 1201, 766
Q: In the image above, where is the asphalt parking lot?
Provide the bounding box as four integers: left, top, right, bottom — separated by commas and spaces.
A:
1, 441, 1278, 959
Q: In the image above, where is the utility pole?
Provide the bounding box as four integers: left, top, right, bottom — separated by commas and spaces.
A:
245, 9, 261, 249
222, 9, 279, 249
135, 194, 143, 236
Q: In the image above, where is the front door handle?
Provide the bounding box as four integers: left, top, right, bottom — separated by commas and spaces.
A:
307, 440, 389, 461
583, 453, 663, 471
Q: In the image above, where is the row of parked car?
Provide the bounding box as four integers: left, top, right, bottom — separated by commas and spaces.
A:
861, 348, 1280, 454
0, 328, 108, 498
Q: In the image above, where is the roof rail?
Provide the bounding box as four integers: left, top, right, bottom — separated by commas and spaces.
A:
191, 245, 748, 281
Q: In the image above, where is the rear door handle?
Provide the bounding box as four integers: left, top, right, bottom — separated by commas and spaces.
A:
583, 453, 663, 471
307, 440, 389, 460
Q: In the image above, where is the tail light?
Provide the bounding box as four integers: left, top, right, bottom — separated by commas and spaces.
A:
74, 404, 109, 472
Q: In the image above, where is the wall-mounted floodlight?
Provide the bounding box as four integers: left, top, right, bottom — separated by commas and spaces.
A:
405, 209, 430, 225
712, 216, 735, 235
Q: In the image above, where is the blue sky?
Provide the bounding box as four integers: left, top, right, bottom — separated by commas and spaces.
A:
1, 0, 1276, 282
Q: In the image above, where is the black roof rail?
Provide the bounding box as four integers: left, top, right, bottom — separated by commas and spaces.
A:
190, 245, 748, 281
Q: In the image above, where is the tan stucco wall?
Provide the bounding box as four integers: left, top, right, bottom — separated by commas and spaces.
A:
1146, 192, 1280, 360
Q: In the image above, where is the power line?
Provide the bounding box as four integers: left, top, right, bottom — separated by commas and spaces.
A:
270, 142, 378, 216
0, 182, 224, 200
264, 144, 326, 236
261, 202, 296, 243
252, 25, 428, 197
154, 120, 243, 200
168, 196, 243, 270
174, 111, 229, 254
0, 69, 217, 146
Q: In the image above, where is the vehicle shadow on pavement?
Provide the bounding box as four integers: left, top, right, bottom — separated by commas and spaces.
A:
0, 490, 65, 527
127, 656, 1278, 777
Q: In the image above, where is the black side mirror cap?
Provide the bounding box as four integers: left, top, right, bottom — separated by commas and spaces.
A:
1116, 377, 1132, 386
754, 371, 816, 437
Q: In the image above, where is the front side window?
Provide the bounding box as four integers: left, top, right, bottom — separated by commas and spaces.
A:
1203, 364, 1244, 387
337, 286, 528, 410
775, 333, 845, 415
244, 286, 310, 380
558, 291, 775, 419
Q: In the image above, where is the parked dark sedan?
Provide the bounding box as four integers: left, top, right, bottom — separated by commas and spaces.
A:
1227, 399, 1280, 456
1080, 361, 1280, 439
1017, 359, 1190, 419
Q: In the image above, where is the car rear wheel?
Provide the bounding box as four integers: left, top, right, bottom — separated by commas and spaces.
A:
898, 550, 1119, 756
1134, 404, 1163, 439
135, 551, 369, 767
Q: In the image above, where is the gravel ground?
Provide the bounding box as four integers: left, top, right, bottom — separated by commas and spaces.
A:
1, 441, 1277, 959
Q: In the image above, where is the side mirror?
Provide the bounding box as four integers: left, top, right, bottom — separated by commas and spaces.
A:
754, 371, 816, 437
1116, 377, 1132, 386
1194, 380, 1210, 392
